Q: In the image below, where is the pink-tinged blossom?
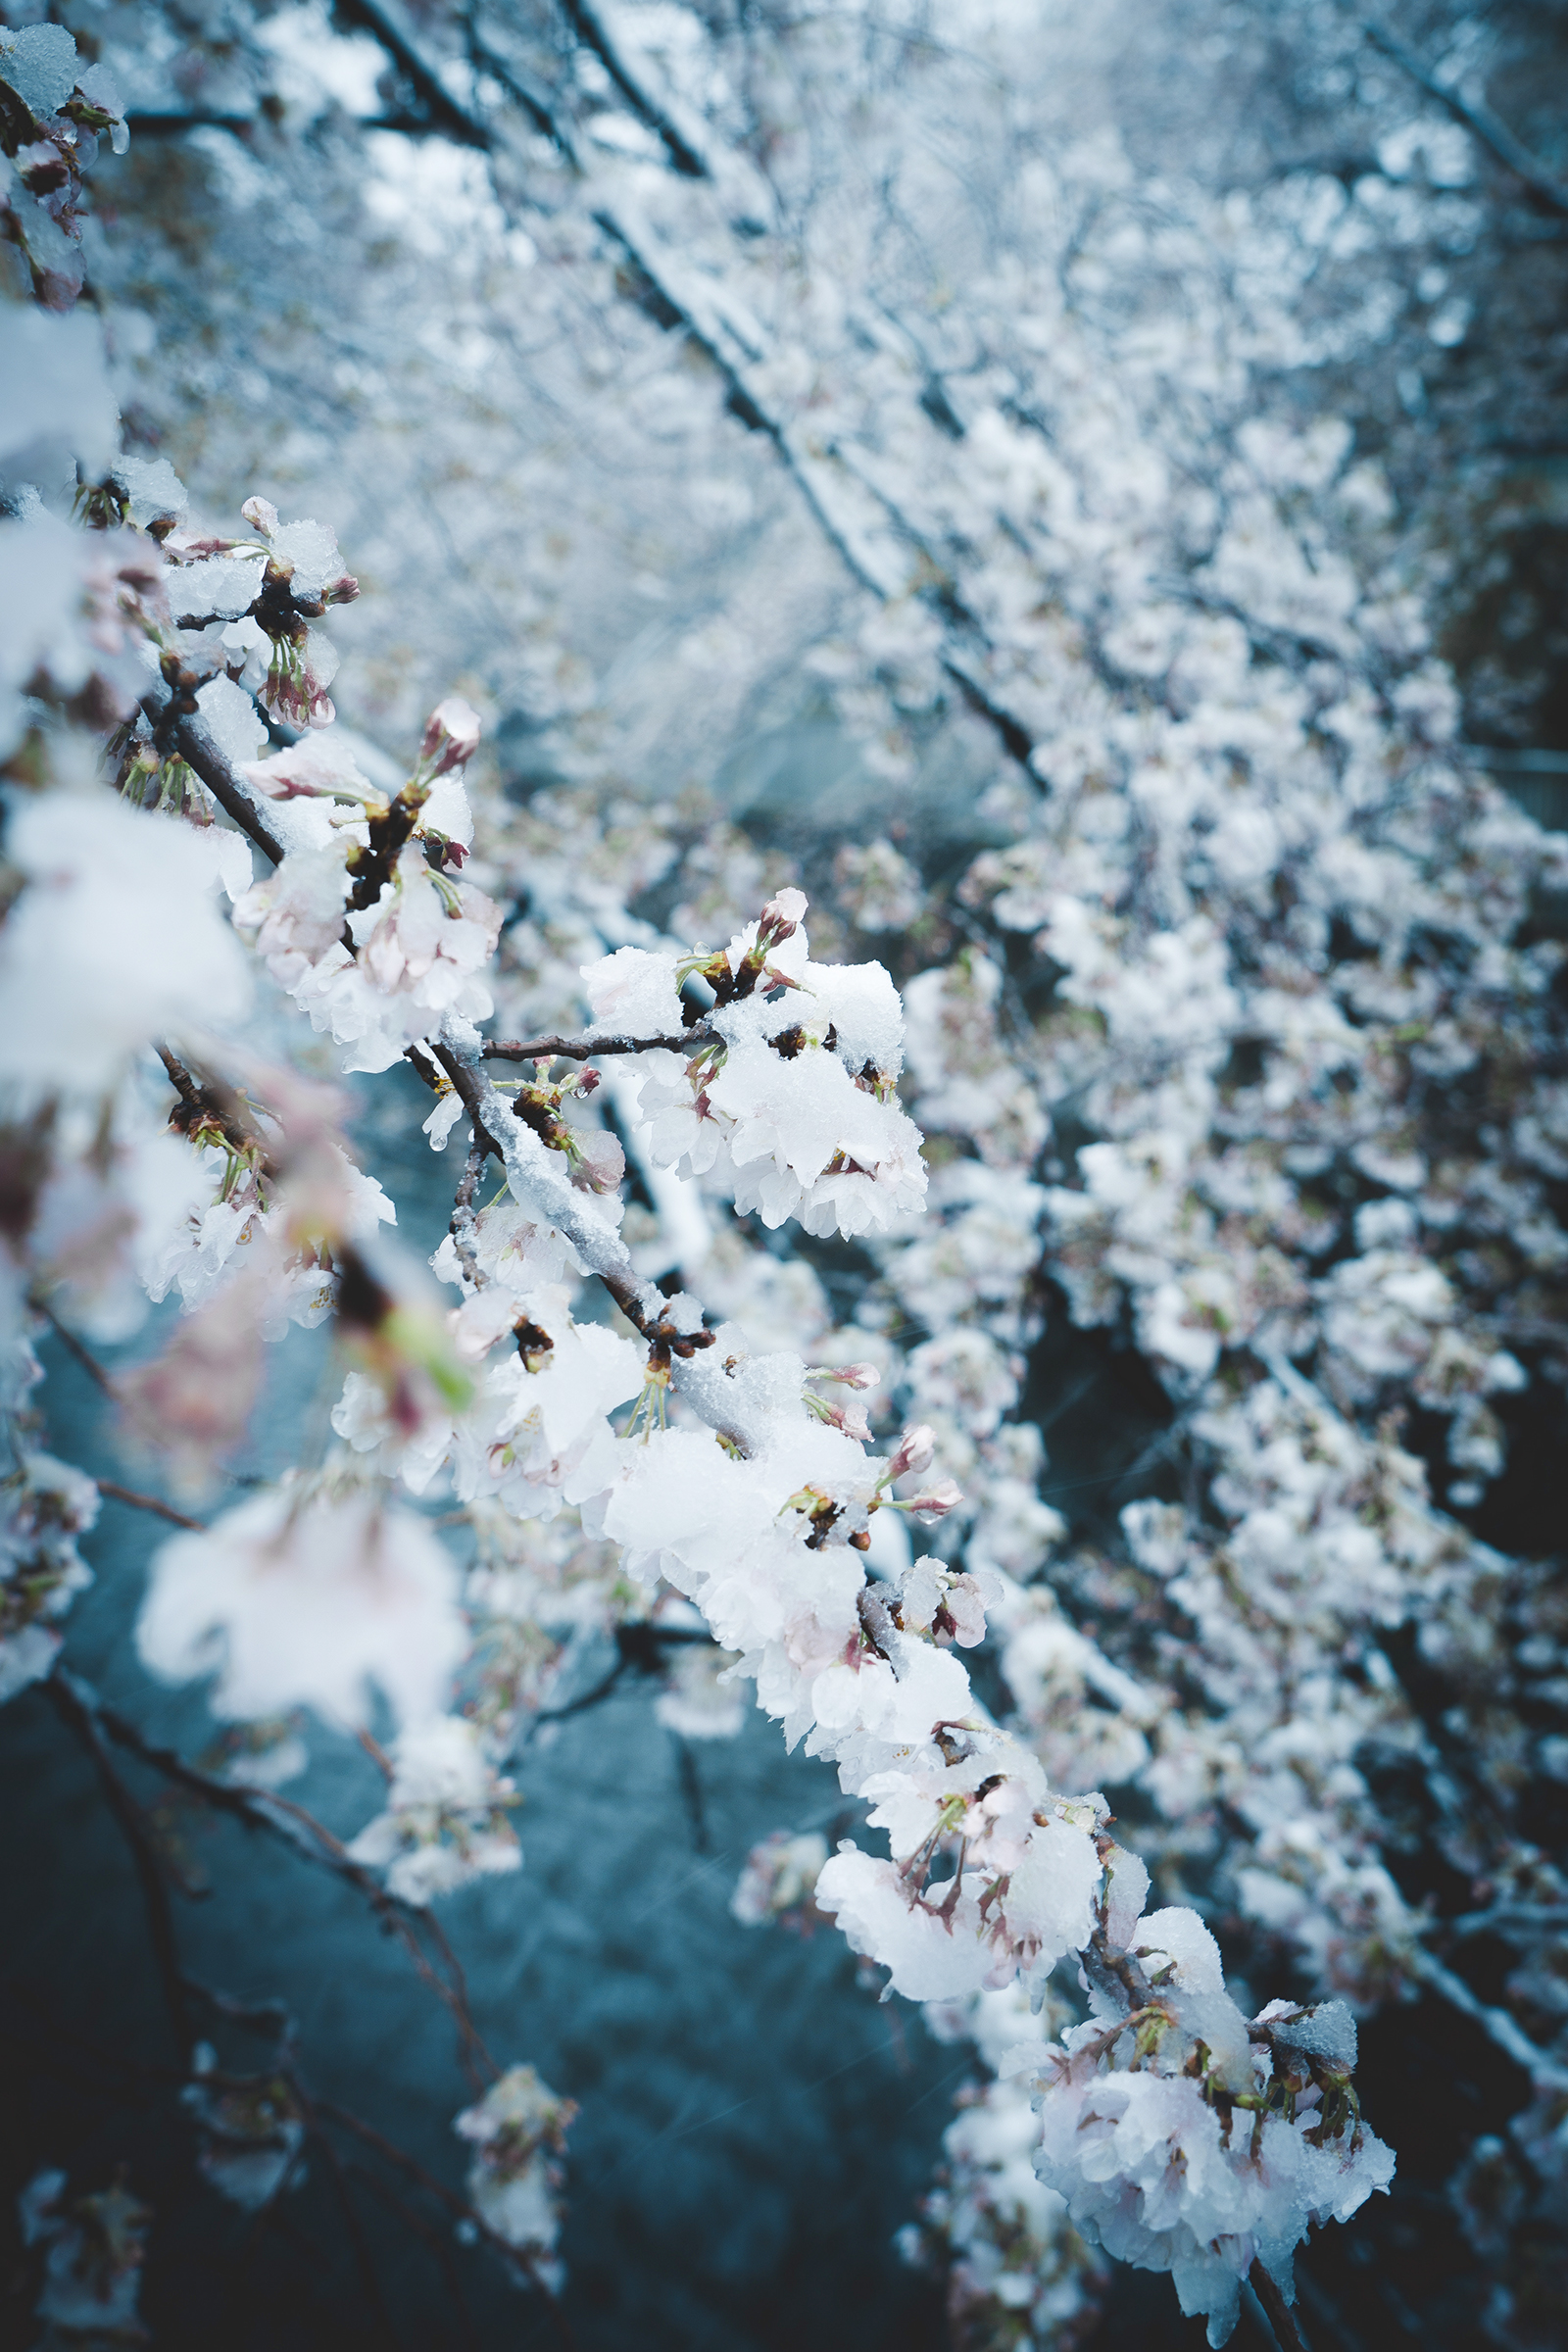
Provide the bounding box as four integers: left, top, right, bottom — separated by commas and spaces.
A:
136, 1471, 467, 1727
884, 1423, 936, 1482
420, 696, 483, 776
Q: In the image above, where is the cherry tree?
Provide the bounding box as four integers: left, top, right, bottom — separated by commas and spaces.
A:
6, 3, 1568, 2346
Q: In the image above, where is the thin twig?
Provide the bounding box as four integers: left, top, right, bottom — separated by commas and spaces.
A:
347, 2164, 483, 2351
295, 2091, 405, 2351
331, 0, 494, 149
42, 1673, 195, 2062
311, 2095, 578, 2347
481, 1030, 699, 1061
35, 1300, 117, 1395
1409, 1947, 1568, 2091
96, 1479, 206, 1531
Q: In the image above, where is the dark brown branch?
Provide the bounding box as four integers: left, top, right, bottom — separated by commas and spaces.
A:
560, 0, 707, 176
312, 2096, 577, 2345
156, 1044, 280, 1177
54, 1668, 496, 2085
1249, 2259, 1313, 2352
43, 1672, 195, 2062
95, 1478, 206, 1531
1363, 20, 1568, 218
481, 1031, 699, 1062
334, 0, 493, 149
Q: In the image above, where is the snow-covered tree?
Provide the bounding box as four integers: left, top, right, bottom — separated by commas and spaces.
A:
6, 3, 1568, 2344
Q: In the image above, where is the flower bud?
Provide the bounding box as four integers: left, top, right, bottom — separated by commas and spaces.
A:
757, 885, 808, 947
420, 695, 483, 776
887, 1423, 936, 1481
906, 1477, 963, 1522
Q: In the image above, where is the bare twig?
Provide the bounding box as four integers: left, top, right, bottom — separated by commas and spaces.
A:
95, 1479, 206, 1532
333, 0, 493, 149
559, 0, 707, 175
42, 1672, 195, 2062
294, 2087, 406, 2351
1409, 1947, 1568, 2092
311, 2095, 578, 2345
481, 1030, 700, 1061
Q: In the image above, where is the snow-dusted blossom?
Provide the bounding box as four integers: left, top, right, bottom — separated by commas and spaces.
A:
348, 1712, 519, 1905
136, 1467, 467, 1727
0, 791, 251, 1097
0, 1451, 97, 1703
19, 2169, 150, 2342
731, 1828, 830, 1931
455, 2067, 577, 2287
587, 894, 927, 1239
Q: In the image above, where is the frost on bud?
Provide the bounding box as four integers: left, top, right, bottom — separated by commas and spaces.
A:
757, 885, 808, 949
420, 696, 483, 777
455, 2066, 577, 2288
731, 1829, 830, 1932
885, 1423, 936, 1483
905, 1477, 963, 1523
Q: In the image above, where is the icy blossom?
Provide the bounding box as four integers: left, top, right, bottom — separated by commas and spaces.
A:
0, 1451, 97, 1704
136, 1469, 467, 1727
1025, 1886, 1393, 2346
19, 2169, 151, 2339
731, 1828, 830, 1930
348, 1713, 520, 1905
589, 897, 928, 1239
455, 2066, 577, 2288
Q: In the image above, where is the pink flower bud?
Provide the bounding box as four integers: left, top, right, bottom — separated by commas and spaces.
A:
420, 696, 483, 776
326, 572, 361, 606
887, 1423, 936, 1481
757, 886, 808, 946
821, 1398, 873, 1443
906, 1478, 962, 1523
240, 495, 279, 540
808, 1361, 881, 1392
